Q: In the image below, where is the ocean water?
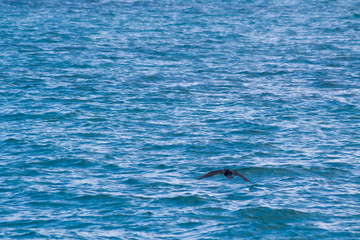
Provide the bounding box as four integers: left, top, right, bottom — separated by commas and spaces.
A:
0, 0, 359, 239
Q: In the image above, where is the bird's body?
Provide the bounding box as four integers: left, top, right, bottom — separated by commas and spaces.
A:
198, 169, 252, 184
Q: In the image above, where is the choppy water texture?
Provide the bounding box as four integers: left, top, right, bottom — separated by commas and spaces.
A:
1, 0, 360, 239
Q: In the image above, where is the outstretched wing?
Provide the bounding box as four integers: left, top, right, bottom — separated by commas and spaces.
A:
198, 170, 224, 180
233, 171, 252, 184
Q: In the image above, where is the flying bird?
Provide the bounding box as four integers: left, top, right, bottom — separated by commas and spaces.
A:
198, 169, 252, 184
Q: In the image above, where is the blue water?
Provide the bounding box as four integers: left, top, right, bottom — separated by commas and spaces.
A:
1, 0, 359, 239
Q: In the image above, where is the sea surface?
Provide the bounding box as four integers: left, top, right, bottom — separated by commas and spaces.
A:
0, 0, 359, 239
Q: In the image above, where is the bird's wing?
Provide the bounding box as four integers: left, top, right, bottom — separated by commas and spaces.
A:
233, 171, 252, 184
198, 170, 224, 180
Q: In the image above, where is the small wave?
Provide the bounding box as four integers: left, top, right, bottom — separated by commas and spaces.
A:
236, 207, 312, 222
154, 195, 207, 207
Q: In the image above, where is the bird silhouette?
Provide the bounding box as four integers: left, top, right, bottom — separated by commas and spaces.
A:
198, 169, 252, 184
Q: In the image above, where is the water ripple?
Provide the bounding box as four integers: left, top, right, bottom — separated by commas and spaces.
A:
1, 0, 360, 239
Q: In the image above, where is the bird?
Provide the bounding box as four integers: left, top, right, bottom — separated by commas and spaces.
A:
198, 169, 252, 184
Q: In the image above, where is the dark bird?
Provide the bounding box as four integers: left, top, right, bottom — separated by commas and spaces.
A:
198, 169, 252, 184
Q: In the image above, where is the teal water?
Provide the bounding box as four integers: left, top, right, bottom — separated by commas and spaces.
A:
1, 0, 360, 239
